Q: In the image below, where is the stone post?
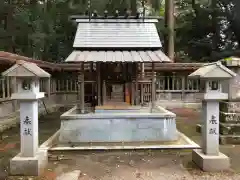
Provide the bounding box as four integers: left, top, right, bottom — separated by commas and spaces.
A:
20, 101, 39, 157
202, 100, 219, 155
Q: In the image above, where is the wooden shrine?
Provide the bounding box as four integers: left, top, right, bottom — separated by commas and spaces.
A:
65, 17, 171, 111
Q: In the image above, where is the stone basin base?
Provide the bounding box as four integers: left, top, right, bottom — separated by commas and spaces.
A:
59, 105, 178, 144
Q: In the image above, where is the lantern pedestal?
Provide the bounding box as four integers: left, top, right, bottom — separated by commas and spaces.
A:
10, 149, 48, 176
192, 149, 230, 172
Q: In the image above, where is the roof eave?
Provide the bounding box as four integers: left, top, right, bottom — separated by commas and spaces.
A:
69, 15, 163, 21
73, 47, 163, 51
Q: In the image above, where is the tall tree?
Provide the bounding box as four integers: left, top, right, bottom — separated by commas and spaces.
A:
131, 0, 137, 14
167, 0, 175, 61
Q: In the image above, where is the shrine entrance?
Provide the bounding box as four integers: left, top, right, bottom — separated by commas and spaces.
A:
101, 63, 135, 104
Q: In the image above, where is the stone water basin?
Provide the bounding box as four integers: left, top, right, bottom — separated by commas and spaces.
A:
58, 105, 178, 144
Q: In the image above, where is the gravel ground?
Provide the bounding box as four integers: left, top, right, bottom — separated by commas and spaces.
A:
41, 150, 240, 180
2, 108, 240, 180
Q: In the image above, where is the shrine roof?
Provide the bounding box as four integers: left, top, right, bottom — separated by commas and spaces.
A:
73, 18, 162, 50
65, 50, 171, 63
0, 51, 204, 72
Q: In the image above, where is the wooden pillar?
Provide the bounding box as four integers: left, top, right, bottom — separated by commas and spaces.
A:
131, 81, 135, 105
81, 63, 85, 113
77, 72, 81, 110
46, 78, 51, 98
91, 62, 94, 101
135, 63, 139, 105
181, 76, 185, 100
2, 78, 5, 99
6, 77, 10, 98
12, 77, 18, 111
140, 63, 144, 105
103, 80, 106, 104
131, 63, 135, 105
97, 63, 101, 105
151, 63, 156, 110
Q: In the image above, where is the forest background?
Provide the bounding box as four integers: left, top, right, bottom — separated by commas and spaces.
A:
0, 0, 240, 63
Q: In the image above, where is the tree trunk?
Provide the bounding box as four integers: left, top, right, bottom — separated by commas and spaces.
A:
131, 0, 137, 15
6, 0, 15, 53
211, 0, 219, 52
167, 0, 175, 61
164, 0, 168, 54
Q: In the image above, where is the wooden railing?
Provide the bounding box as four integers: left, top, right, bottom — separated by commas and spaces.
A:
0, 75, 200, 103
137, 75, 200, 103
156, 76, 200, 92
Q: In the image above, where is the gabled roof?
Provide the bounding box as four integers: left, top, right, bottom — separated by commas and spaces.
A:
2, 60, 51, 78
73, 18, 161, 49
65, 50, 171, 63
189, 61, 236, 79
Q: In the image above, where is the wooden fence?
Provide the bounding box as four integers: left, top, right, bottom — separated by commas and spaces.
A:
0, 75, 200, 103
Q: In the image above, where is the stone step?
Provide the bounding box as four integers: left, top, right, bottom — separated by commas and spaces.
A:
107, 98, 124, 102
220, 123, 240, 135
109, 94, 123, 96
111, 91, 123, 94
220, 101, 240, 113
220, 135, 240, 145
110, 94, 123, 97
110, 95, 124, 99
111, 95, 124, 98
220, 111, 240, 123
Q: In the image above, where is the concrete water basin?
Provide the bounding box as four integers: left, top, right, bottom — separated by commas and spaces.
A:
58, 105, 177, 143
43, 106, 200, 150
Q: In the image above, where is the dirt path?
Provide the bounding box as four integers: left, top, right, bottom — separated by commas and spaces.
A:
42, 150, 239, 180
2, 108, 240, 180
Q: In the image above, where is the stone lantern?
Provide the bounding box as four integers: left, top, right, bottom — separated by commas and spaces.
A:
2, 61, 50, 176
189, 61, 236, 171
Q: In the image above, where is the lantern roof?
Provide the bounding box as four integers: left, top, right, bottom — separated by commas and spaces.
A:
2, 60, 50, 78
189, 61, 236, 79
